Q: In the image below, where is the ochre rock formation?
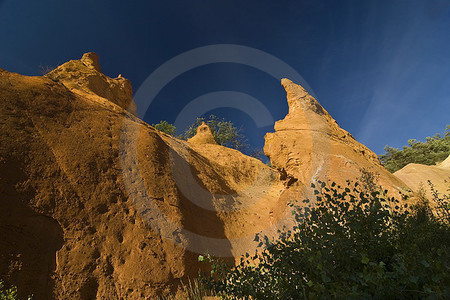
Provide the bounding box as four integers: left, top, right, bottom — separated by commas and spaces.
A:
187, 122, 217, 145
1, 55, 418, 299
0, 55, 285, 299
264, 78, 407, 194
394, 155, 450, 197
46, 52, 137, 115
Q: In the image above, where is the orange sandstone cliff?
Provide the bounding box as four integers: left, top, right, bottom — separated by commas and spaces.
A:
0, 54, 285, 299
264, 78, 407, 195
0, 55, 410, 299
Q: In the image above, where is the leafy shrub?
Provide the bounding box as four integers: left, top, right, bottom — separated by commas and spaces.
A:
0, 280, 17, 300
152, 120, 177, 137
428, 180, 450, 225
202, 180, 450, 299
379, 125, 450, 173
151, 115, 249, 151
156, 278, 215, 300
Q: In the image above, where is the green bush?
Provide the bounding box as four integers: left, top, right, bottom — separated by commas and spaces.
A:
379, 125, 450, 173
202, 180, 450, 299
156, 277, 215, 300
0, 280, 17, 300
151, 115, 249, 152
152, 120, 177, 136
151, 116, 267, 161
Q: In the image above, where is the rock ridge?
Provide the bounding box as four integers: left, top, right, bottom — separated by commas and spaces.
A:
265, 78, 406, 193
46, 52, 137, 115
0, 58, 286, 299
0, 57, 415, 299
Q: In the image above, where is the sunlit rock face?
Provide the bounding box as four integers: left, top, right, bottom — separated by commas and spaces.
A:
46, 52, 137, 115
0, 54, 286, 299
264, 78, 407, 194
0, 55, 414, 299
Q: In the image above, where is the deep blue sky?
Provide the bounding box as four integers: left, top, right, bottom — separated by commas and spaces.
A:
1, 0, 449, 154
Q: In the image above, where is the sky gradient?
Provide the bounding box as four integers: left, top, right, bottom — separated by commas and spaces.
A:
1, 0, 449, 154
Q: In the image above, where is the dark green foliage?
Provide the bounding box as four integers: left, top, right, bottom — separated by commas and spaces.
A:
379, 125, 450, 173
202, 181, 450, 299
358, 168, 380, 194
151, 116, 266, 159
156, 277, 216, 300
152, 120, 177, 136
0, 281, 17, 300
184, 115, 248, 152
429, 180, 450, 225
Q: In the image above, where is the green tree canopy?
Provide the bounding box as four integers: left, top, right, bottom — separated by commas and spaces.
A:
152, 120, 176, 136
379, 125, 450, 173
151, 116, 266, 159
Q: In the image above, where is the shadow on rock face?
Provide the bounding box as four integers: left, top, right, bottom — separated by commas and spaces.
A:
0, 165, 64, 299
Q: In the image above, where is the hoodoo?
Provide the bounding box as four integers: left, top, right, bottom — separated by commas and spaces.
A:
264, 78, 407, 194
187, 122, 217, 145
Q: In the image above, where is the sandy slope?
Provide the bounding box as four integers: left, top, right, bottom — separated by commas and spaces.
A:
394, 155, 450, 197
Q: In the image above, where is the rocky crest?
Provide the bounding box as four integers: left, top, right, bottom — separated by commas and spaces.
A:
0, 54, 285, 299
264, 78, 406, 193
46, 52, 137, 115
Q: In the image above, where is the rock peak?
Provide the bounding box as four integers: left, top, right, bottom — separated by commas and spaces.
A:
281, 78, 326, 116
281, 78, 307, 97
187, 122, 217, 145
81, 52, 102, 72
265, 78, 402, 192
46, 53, 137, 115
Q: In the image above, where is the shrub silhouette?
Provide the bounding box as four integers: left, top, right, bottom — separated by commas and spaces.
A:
202, 180, 450, 299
